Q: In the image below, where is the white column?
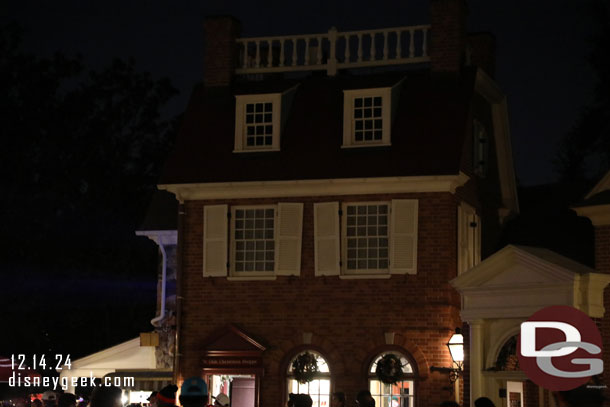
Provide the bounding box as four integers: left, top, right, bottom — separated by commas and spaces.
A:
470, 320, 484, 406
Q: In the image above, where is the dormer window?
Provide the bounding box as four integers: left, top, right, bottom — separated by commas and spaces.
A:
234, 86, 297, 153
235, 95, 281, 152
342, 80, 403, 148
473, 119, 489, 177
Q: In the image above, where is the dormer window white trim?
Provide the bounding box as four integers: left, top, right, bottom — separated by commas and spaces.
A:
342, 79, 403, 148
234, 94, 282, 152
234, 85, 298, 153
342, 88, 392, 148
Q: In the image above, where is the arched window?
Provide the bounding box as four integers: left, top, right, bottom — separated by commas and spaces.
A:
286, 350, 331, 407
368, 351, 416, 407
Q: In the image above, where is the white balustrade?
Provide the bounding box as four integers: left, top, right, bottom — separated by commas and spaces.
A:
235, 25, 430, 75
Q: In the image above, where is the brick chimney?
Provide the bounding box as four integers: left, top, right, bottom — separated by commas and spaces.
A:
203, 16, 242, 87
429, 0, 468, 73
467, 32, 496, 78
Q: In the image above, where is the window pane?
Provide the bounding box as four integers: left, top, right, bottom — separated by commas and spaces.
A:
233, 206, 275, 274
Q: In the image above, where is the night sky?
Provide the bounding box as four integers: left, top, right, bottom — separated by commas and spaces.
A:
4, 0, 599, 186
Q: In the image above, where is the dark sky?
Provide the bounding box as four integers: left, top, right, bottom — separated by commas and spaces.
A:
4, 0, 598, 186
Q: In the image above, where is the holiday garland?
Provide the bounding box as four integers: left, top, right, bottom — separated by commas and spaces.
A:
291, 352, 319, 383
375, 353, 404, 384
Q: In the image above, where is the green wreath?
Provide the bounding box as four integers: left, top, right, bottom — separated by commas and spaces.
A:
375, 354, 404, 384
291, 352, 319, 383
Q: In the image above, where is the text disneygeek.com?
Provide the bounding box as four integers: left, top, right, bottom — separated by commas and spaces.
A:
9, 373, 135, 391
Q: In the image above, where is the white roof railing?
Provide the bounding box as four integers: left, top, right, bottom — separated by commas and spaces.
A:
235, 25, 431, 76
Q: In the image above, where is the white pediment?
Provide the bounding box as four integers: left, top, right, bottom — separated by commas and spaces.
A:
451, 245, 610, 320
452, 245, 588, 290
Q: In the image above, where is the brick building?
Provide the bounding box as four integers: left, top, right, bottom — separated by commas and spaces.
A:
158, 0, 527, 406
574, 171, 610, 406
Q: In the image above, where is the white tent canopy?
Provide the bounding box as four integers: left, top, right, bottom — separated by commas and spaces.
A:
59, 338, 159, 394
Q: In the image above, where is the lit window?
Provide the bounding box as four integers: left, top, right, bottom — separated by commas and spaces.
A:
231, 206, 276, 275
368, 352, 416, 407
286, 351, 331, 407
343, 203, 390, 272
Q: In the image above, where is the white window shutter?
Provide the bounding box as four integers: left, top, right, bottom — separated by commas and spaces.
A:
203, 205, 228, 277
314, 202, 340, 276
390, 199, 418, 274
458, 203, 480, 274
457, 205, 469, 274
276, 203, 304, 276
474, 213, 481, 265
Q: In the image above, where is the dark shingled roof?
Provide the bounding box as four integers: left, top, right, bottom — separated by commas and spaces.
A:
160, 69, 476, 185
573, 190, 610, 208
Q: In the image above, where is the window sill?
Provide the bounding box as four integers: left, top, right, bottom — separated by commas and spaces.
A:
339, 274, 391, 280
227, 276, 277, 281
233, 148, 281, 153
341, 143, 391, 149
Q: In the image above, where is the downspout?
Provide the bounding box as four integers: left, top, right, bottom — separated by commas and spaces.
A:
150, 242, 167, 327
173, 202, 185, 382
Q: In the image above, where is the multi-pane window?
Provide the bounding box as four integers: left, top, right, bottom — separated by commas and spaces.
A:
369, 352, 416, 407
345, 203, 389, 272
233, 207, 275, 274
353, 96, 383, 143
287, 352, 331, 407
245, 102, 274, 148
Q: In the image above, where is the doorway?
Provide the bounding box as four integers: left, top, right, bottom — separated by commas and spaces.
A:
208, 374, 255, 407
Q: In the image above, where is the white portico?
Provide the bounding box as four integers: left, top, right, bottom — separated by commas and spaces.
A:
451, 244, 610, 407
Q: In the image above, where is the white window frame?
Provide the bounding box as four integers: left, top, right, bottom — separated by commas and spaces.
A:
341, 201, 391, 275
342, 88, 392, 148
234, 94, 282, 152
230, 205, 278, 277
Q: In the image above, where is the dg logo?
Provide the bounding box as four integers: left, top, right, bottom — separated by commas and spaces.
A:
517, 305, 604, 391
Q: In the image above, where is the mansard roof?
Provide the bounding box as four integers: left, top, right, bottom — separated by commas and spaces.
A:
160, 68, 477, 185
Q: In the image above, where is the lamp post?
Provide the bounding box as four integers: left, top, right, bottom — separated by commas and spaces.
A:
430, 328, 464, 384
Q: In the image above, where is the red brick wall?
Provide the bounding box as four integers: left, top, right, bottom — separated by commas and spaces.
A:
203, 16, 241, 87
429, 0, 468, 73
595, 226, 610, 274
178, 192, 462, 407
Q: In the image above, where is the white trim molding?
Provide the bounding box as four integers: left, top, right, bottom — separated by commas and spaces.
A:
160, 173, 469, 202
